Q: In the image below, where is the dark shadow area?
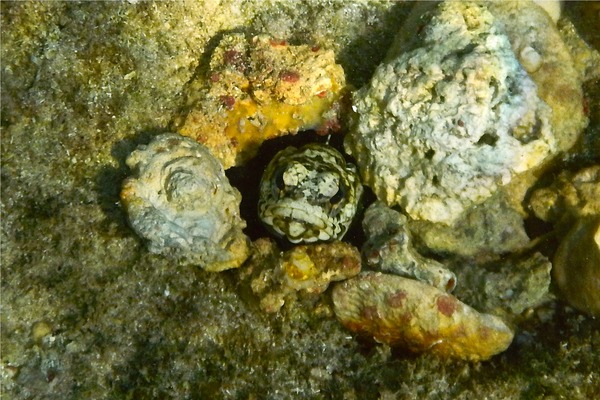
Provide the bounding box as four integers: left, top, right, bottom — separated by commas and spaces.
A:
562, 2, 600, 51
94, 128, 167, 235
335, 2, 414, 87
523, 215, 558, 258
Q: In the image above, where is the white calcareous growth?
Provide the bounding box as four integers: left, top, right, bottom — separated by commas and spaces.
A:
345, 2, 556, 225
121, 133, 250, 271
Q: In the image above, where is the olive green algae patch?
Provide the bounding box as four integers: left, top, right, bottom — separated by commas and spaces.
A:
2, 1, 600, 399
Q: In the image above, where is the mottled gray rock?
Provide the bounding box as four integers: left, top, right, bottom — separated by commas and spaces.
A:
408, 191, 531, 259
452, 252, 552, 317
362, 201, 456, 292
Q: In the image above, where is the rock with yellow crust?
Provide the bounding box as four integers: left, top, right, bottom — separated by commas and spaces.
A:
332, 272, 514, 361
173, 33, 347, 169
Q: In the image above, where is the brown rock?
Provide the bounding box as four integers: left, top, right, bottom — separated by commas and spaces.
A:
553, 216, 600, 317
529, 165, 600, 316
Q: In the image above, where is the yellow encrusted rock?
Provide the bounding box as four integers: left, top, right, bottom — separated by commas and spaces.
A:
333, 272, 514, 361
173, 34, 347, 169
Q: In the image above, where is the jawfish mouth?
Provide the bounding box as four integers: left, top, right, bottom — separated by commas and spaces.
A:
260, 203, 337, 243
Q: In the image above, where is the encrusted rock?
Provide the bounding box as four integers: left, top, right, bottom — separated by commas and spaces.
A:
558, 19, 600, 83
332, 272, 514, 361
345, 1, 587, 227
487, 1, 587, 155
362, 201, 456, 292
530, 165, 600, 224
121, 133, 250, 271
532, 0, 561, 23
345, 2, 556, 225
408, 191, 531, 259
173, 33, 347, 169
240, 238, 361, 313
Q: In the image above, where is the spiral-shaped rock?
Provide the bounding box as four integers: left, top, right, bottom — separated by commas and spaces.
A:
121, 133, 250, 271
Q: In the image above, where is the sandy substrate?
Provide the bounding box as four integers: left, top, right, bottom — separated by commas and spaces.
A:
2, 1, 599, 398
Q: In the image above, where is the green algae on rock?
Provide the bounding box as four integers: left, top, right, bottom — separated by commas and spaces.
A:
121, 133, 250, 271
451, 252, 552, 318
332, 272, 514, 361
408, 191, 532, 259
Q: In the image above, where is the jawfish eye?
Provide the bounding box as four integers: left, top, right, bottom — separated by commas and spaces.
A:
273, 165, 287, 190
329, 185, 346, 204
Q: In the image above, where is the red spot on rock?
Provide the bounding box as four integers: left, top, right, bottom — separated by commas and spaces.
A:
316, 118, 341, 135
220, 95, 236, 110
386, 290, 407, 308
210, 73, 220, 82
280, 70, 300, 83
340, 255, 359, 271
437, 295, 458, 317
445, 277, 456, 292
316, 90, 327, 98
479, 325, 491, 340
269, 39, 288, 47
311, 45, 321, 52
365, 248, 380, 264
223, 50, 246, 72
361, 305, 379, 321
224, 50, 240, 64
